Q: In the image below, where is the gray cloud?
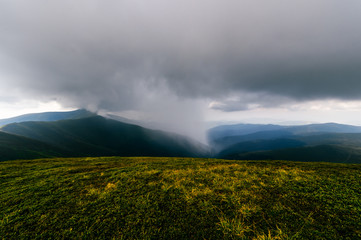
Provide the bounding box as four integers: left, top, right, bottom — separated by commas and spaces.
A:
208, 93, 296, 112
1, 0, 361, 114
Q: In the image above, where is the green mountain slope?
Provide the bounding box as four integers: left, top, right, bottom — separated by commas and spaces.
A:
0, 109, 95, 127
0, 131, 68, 161
295, 132, 361, 146
212, 129, 293, 150
217, 138, 306, 157
1, 116, 209, 158
1, 157, 360, 239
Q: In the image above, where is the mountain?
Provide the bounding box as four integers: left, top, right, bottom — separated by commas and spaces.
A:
210, 122, 361, 163
211, 129, 294, 151
287, 123, 361, 135
1, 116, 209, 159
2, 110, 361, 163
207, 123, 285, 143
209, 122, 361, 150
219, 144, 361, 164
295, 132, 361, 147
217, 138, 306, 157
104, 114, 141, 125
208, 122, 361, 142
0, 131, 69, 161
0, 109, 95, 127
216, 132, 361, 161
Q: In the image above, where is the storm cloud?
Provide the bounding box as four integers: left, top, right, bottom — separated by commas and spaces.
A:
1, 0, 361, 113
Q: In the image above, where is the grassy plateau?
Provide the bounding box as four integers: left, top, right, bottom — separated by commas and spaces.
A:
1, 157, 360, 239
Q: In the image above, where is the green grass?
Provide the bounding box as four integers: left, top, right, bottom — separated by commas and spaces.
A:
1, 157, 360, 239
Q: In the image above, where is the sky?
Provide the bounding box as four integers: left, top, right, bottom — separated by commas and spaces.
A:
1, 0, 361, 141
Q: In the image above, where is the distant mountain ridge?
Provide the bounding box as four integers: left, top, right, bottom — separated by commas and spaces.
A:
208, 122, 361, 163
1, 109, 361, 163
209, 123, 361, 146
208, 122, 361, 144
0, 109, 95, 127
1, 115, 209, 160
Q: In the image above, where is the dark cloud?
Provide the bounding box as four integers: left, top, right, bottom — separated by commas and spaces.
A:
1, 0, 361, 113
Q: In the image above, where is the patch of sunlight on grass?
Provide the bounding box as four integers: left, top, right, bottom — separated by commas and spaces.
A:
184, 187, 214, 203
219, 215, 289, 240
239, 204, 261, 217
218, 216, 252, 239
190, 187, 213, 196
271, 167, 314, 185
160, 182, 173, 192
143, 169, 161, 175
86, 182, 117, 198
104, 182, 116, 191
87, 187, 102, 196
253, 228, 288, 240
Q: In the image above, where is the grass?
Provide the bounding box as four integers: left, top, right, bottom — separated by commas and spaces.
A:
1, 157, 360, 239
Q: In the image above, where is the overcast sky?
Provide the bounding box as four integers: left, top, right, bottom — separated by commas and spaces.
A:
1, 0, 361, 140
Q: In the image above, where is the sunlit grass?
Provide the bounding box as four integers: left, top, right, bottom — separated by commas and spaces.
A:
1, 157, 360, 239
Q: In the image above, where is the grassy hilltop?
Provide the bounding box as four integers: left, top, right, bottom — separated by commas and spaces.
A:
1, 157, 360, 239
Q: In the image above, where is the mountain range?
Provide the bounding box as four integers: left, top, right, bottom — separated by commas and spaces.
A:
208, 123, 361, 163
1, 110, 361, 163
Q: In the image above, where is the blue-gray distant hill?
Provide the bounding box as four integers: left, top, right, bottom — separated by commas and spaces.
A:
208, 122, 361, 148
208, 124, 285, 142
0, 109, 95, 127
209, 122, 361, 163
1, 116, 209, 160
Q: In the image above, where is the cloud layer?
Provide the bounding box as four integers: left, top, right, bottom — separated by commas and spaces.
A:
1, 0, 361, 112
